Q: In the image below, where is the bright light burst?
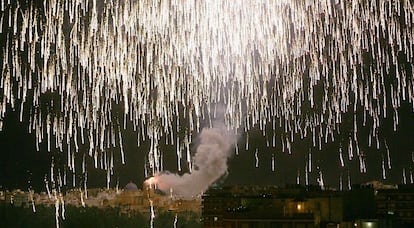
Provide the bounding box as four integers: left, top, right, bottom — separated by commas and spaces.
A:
0, 0, 413, 189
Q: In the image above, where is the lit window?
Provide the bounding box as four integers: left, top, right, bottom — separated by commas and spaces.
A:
297, 202, 304, 212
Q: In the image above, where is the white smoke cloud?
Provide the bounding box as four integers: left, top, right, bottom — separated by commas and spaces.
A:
147, 126, 237, 199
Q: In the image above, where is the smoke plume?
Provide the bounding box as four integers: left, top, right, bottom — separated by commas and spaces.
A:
147, 126, 236, 198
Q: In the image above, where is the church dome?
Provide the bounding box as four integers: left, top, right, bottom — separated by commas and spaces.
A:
124, 182, 139, 191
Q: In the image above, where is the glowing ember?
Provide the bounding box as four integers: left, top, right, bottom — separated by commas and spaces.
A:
144, 176, 158, 188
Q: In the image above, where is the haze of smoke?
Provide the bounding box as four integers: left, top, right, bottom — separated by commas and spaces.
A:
153, 126, 236, 198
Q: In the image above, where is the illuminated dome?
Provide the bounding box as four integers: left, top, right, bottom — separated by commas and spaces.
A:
124, 182, 139, 191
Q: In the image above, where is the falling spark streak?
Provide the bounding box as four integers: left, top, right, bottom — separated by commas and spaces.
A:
44, 176, 51, 199
403, 168, 407, 184
173, 214, 178, 228
339, 146, 344, 167
149, 199, 155, 228
317, 170, 325, 190
0, 0, 413, 190
385, 140, 392, 170
305, 163, 309, 186
80, 189, 85, 208
29, 189, 36, 213
55, 197, 60, 228
382, 155, 387, 180
308, 150, 312, 173
60, 193, 66, 221
296, 169, 300, 185
255, 149, 259, 168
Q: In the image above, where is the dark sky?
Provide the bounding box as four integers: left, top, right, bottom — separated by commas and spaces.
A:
0, 101, 413, 191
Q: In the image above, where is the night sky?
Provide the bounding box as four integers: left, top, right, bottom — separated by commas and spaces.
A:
1, 1, 414, 193
0, 101, 413, 191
